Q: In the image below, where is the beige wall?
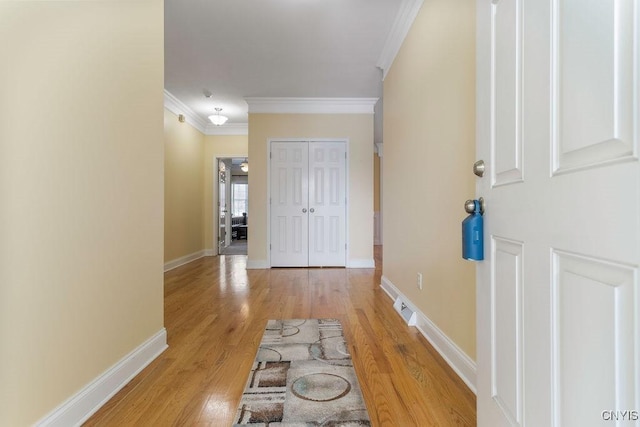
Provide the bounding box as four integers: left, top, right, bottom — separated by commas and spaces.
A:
203, 135, 249, 252
0, 2, 164, 425
164, 121, 248, 259
382, 0, 476, 358
164, 109, 205, 262
248, 114, 374, 266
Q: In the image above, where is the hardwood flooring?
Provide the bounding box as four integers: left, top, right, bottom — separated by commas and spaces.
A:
84, 247, 476, 426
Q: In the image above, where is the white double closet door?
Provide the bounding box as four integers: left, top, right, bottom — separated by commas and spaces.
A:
270, 140, 347, 267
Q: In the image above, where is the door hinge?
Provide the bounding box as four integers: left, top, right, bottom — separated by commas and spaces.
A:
345, 243, 347, 250
270, 152, 272, 159
270, 244, 272, 250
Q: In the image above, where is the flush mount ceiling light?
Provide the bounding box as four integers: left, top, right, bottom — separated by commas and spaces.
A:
208, 107, 228, 126
240, 161, 248, 172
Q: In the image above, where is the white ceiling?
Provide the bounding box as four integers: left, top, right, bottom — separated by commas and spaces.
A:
164, 0, 417, 130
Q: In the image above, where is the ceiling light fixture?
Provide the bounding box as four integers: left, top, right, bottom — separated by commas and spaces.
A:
240, 161, 249, 172
208, 108, 228, 126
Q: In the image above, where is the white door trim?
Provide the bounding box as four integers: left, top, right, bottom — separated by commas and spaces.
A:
213, 154, 246, 256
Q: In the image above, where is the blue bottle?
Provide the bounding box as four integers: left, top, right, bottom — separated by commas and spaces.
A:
462, 200, 484, 261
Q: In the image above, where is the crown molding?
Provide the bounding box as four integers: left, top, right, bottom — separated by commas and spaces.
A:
245, 97, 378, 115
206, 123, 249, 135
163, 90, 208, 133
376, 0, 425, 80
164, 90, 248, 135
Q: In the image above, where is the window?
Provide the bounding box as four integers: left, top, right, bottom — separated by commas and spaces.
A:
232, 183, 248, 216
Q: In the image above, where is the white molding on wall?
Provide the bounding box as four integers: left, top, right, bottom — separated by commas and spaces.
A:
245, 97, 379, 115
246, 259, 269, 269
165, 93, 375, 135
376, 0, 425, 80
375, 143, 383, 157
164, 250, 207, 272
249, 258, 373, 269
205, 123, 249, 136
35, 329, 168, 427
164, 90, 249, 136
380, 275, 477, 394
204, 249, 216, 257
347, 258, 376, 269
163, 90, 208, 133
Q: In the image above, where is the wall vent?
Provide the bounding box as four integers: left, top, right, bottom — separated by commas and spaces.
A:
393, 297, 417, 326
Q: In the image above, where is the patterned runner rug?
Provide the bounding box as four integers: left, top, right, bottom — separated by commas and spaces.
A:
233, 319, 371, 426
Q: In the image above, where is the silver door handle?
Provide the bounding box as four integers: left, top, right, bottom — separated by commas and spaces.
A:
473, 160, 485, 177
309, 208, 315, 213
465, 197, 485, 215
302, 208, 307, 213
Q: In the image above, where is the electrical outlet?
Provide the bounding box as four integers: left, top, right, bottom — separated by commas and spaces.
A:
417, 273, 423, 290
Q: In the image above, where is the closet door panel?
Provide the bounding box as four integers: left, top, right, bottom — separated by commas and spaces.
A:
308, 142, 346, 267
270, 142, 309, 267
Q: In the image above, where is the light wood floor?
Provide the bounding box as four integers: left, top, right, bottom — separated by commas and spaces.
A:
85, 247, 476, 426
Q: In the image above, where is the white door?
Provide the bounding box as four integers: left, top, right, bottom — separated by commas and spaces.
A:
476, 1, 639, 426
270, 142, 309, 267
270, 140, 347, 267
308, 142, 347, 266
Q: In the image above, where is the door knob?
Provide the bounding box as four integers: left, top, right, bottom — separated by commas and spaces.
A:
302, 208, 307, 213
464, 200, 475, 213
464, 197, 485, 215
310, 208, 315, 213
473, 160, 485, 177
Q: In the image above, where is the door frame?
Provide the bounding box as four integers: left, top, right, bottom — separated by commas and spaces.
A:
266, 138, 350, 268
213, 154, 248, 256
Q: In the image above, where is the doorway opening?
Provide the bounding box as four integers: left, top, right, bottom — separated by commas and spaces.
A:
218, 157, 248, 256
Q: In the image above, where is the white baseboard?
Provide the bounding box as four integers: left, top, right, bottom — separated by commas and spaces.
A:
164, 250, 206, 272
380, 275, 477, 394
247, 259, 374, 269
347, 258, 376, 268
246, 259, 269, 269
204, 248, 216, 257
35, 329, 168, 427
